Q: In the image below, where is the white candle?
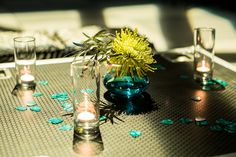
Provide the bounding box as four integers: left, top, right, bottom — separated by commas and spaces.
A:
196, 60, 210, 72
20, 73, 35, 82
78, 111, 95, 121
76, 93, 96, 121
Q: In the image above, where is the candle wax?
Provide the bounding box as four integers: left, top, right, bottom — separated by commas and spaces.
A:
196, 66, 210, 72
78, 111, 95, 121
20, 73, 35, 82
196, 60, 210, 72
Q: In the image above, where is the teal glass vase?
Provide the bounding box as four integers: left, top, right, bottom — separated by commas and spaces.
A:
103, 69, 149, 98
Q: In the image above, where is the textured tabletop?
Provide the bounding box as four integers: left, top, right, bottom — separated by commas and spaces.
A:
0, 55, 236, 157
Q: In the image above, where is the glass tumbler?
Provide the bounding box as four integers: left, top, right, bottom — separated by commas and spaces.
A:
14, 36, 36, 88
193, 27, 215, 84
71, 58, 100, 140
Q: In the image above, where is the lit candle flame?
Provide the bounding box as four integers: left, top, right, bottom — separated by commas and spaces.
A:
197, 60, 210, 72
20, 73, 35, 82
78, 111, 95, 121
77, 93, 96, 121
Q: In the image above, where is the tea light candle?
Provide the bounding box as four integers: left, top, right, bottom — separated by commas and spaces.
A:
77, 93, 96, 121
196, 60, 210, 73
77, 111, 95, 121
20, 73, 35, 83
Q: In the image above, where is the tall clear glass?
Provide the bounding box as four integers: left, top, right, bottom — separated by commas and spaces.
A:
193, 27, 215, 84
71, 58, 100, 140
14, 36, 36, 88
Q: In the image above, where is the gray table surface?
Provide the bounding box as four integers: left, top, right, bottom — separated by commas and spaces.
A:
0, 55, 236, 157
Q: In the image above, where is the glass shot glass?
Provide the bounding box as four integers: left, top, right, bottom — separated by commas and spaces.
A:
13, 36, 36, 88
193, 27, 215, 85
71, 58, 100, 140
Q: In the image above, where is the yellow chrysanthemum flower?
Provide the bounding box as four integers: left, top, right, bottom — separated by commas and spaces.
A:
109, 28, 156, 77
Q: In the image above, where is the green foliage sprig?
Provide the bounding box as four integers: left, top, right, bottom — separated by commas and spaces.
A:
72, 27, 156, 78
72, 30, 115, 62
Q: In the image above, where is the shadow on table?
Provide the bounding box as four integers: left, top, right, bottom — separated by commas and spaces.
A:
73, 131, 104, 157
100, 92, 158, 123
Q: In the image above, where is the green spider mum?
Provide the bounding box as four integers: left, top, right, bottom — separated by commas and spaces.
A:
109, 28, 156, 77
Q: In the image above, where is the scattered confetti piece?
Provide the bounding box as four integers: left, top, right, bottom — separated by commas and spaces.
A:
30, 106, 41, 112
61, 102, 72, 108
64, 106, 73, 112
26, 101, 37, 107
32, 92, 43, 97
201, 79, 225, 91
215, 118, 233, 125
99, 116, 107, 121
196, 120, 208, 126
180, 74, 190, 80
179, 117, 193, 124
205, 80, 216, 85
211, 118, 236, 133
191, 96, 201, 101
224, 123, 236, 133
48, 118, 63, 124
38, 80, 48, 85
57, 97, 69, 101
129, 130, 141, 138
15, 106, 27, 111
61, 103, 73, 112
213, 79, 228, 87
160, 119, 174, 125
210, 124, 223, 132
51, 92, 69, 101
80, 89, 94, 94
59, 124, 73, 131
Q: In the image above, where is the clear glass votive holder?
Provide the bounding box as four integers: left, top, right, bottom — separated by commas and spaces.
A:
71, 58, 100, 140
14, 36, 36, 88
193, 27, 215, 85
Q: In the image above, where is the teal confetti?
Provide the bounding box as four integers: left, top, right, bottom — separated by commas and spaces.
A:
38, 80, 48, 85
211, 118, 236, 133
61, 102, 72, 108
30, 106, 41, 112
160, 119, 174, 125
196, 120, 208, 126
129, 130, 141, 138
213, 78, 228, 87
59, 124, 73, 131
224, 128, 236, 133
99, 116, 107, 121
51, 92, 69, 101
26, 101, 37, 107
64, 107, 73, 112
224, 123, 236, 133
179, 117, 193, 124
15, 106, 27, 111
32, 92, 43, 97
210, 124, 223, 132
215, 118, 233, 126
61, 103, 73, 112
51, 92, 68, 99
48, 118, 63, 124
57, 97, 69, 101
205, 80, 216, 86
80, 89, 94, 94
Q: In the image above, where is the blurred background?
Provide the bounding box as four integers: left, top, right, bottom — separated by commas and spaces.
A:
0, 0, 236, 68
